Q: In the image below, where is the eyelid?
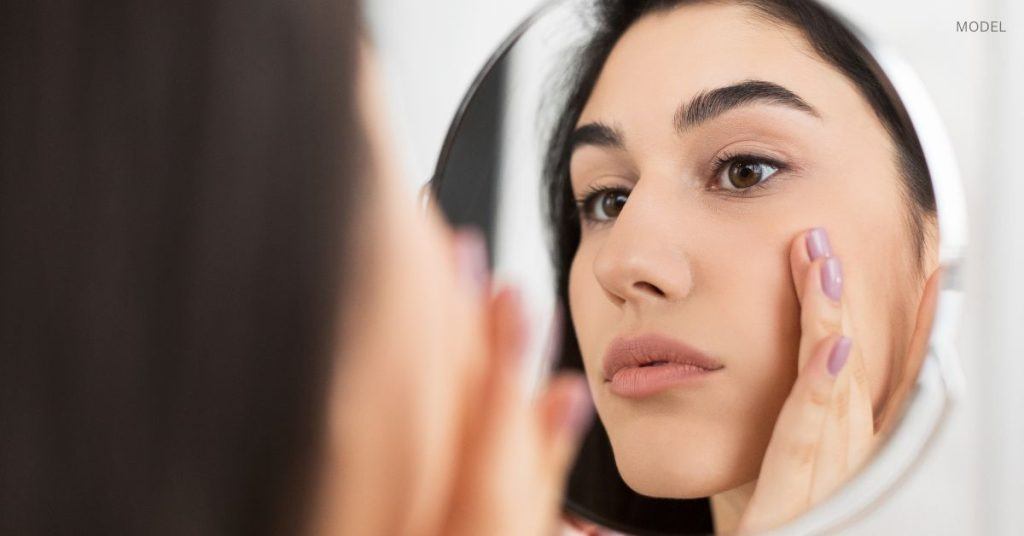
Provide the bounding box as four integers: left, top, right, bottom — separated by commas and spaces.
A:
710, 145, 789, 168
570, 148, 638, 190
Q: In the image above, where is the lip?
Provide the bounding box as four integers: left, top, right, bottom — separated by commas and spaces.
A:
602, 333, 724, 398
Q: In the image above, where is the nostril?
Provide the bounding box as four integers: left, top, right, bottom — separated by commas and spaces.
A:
633, 281, 665, 297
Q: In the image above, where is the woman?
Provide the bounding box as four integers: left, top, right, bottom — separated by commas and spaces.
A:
0, 1, 592, 535
545, 0, 941, 532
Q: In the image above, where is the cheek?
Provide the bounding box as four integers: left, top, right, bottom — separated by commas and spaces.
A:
809, 162, 915, 407
830, 220, 915, 409
567, 241, 613, 383
705, 230, 800, 394
699, 219, 800, 344
699, 229, 800, 463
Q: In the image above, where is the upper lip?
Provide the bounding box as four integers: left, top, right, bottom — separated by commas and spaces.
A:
602, 333, 724, 381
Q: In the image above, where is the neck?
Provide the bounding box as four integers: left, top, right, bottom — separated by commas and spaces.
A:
710, 480, 757, 535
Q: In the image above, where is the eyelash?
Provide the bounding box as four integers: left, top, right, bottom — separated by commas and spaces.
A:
573, 152, 790, 225
574, 183, 628, 225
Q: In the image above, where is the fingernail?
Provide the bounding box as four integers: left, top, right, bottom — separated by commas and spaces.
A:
563, 377, 595, 436
806, 227, 833, 260
454, 227, 488, 292
821, 256, 843, 301
828, 336, 853, 376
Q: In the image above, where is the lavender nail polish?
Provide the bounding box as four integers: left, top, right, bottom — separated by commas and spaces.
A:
455, 227, 488, 291
806, 227, 833, 260
821, 257, 843, 301
828, 336, 853, 376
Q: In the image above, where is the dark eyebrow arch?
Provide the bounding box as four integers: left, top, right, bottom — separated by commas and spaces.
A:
569, 122, 625, 154
675, 79, 819, 131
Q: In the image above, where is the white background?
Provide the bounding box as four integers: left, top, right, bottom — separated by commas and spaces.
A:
365, 1, 1023, 533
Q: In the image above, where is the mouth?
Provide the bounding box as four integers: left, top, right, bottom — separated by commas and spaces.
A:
602, 333, 724, 398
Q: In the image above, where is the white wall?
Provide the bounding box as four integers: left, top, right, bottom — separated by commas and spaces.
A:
365, 0, 1023, 533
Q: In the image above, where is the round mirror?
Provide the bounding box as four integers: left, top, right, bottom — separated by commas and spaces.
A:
430, 1, 967, 533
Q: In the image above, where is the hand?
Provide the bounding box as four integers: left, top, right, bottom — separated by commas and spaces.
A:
442, 230, 594, 536
735, 227, 940, 534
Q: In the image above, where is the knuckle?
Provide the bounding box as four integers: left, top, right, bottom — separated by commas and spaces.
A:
809, 312, 842, 335
786, 439, 817, 466
806, 384, 832, 409
801, 305, 841, 338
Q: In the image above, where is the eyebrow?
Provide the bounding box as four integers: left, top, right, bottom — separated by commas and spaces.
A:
569, 122, 625, 153
675, 79, 819, 131
569, 80, 818, 154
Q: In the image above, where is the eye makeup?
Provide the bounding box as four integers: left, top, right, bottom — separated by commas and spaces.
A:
572, 148, 797, 225
575, 183, 631, 225
706, 150, 792, 197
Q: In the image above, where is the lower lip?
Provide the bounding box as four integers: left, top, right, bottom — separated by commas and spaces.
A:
608, 363, 721, 398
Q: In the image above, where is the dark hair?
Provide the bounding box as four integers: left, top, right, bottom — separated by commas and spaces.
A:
0, 1, 363, 534
544, 0, 934, 532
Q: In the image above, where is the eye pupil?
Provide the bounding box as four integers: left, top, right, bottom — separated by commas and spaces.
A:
601, 192, 627, 218
728, 161, 763, 188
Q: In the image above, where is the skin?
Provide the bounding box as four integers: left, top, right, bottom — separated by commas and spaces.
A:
309, 44, 593, 536
565, 3, 939, 532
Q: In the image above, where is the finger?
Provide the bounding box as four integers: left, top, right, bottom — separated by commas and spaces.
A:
444, 286, 532, 534
452, 226, 491, 301
457, 286, 528, 474
791, 227, 850, 501
453, 289, 590, 536
790, 227, 834, 305
481, 286, 530, 419
792, 229, 873, 498
809, 359, 850, 503
753, 336, 847, 520
536, 373, 593, 488
844, 339, 876, 466
807, 338, 873, 502
531, 374, 592, 536
796, 252, 844, 370
448, 229, 498, 436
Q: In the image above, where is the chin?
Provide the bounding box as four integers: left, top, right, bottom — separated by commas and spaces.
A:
603, 411, 764, 499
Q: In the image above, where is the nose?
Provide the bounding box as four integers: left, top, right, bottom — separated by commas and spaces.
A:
592, 185, 694, 307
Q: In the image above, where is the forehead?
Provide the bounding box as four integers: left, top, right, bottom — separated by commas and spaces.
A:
578, 3, 867, 129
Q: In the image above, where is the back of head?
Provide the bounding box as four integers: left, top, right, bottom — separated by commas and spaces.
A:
0, 1, 362, 534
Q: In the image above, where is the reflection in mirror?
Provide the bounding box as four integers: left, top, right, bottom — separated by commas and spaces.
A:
432, 0, 961, 534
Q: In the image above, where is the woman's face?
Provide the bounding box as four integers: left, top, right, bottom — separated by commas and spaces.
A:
567, 4, 935, 497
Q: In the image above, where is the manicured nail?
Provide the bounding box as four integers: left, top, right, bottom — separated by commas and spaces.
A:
806, 227, 833, 260
454, 227, 488, 292
821, 256, 843, 301
828, 336, 853, 376
563, 377, 595, 436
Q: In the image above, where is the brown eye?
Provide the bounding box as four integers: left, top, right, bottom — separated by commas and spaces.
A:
581, 188, 629, 222
719, 159, 779, 190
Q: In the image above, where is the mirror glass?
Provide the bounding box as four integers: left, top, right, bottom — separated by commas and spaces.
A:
430, 0, 965, 533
